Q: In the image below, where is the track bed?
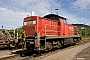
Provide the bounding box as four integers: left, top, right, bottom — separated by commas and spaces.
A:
0, 38, 90, 60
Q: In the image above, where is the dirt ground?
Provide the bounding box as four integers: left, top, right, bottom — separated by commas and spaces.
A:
40, 42, 90, 60
0, 49, 21, 59
0, 39, 90, 60
73, 46, 90, 60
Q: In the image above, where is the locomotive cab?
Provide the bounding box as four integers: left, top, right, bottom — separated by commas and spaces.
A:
44, 14, 68, 36
44, 14, 59, 20
44, 14, 67, 23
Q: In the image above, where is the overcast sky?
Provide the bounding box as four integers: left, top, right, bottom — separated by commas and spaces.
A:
0, 0, 90, 29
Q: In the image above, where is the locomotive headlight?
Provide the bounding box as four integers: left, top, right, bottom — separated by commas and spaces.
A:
33, 20, 36, 24
23, 20, 36, 25
24, 22, 27, 25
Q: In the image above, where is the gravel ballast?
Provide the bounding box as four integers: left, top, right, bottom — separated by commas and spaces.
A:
40, 42, 90, 60
73, 46, 90, 60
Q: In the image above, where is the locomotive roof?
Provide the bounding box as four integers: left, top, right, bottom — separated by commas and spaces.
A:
44, 14, 66, 19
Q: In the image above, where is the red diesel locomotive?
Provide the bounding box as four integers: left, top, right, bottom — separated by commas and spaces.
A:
23, 14, 81, 51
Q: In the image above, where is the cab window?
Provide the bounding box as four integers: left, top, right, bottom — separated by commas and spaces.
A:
62, 19, 67, 23
52, 16, 59, 20
24, 20, 36, 25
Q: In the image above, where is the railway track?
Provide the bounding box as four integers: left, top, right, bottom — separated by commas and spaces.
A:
0, 38, 90, 60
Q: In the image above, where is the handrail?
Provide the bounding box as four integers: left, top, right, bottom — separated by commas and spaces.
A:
44, 24, 77, 36
44, 24, 61, 36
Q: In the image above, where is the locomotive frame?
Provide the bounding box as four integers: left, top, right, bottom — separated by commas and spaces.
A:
25, 32, 81, 51
22, 14, 81, 52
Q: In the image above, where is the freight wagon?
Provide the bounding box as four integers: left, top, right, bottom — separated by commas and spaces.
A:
0, 29, 17, 49
22, 14, 81, 52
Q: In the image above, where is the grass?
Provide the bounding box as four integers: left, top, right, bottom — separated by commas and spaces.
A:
81, 36, 90, 39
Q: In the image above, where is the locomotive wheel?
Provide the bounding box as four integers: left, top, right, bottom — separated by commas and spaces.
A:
60, 40, 64, 46
20, 53, 25, 57
57, 41, 62, 48
46, 42, 52, 50
8, 43, 15, 50
78, 38, 81, 41
8, 44, 12, 50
